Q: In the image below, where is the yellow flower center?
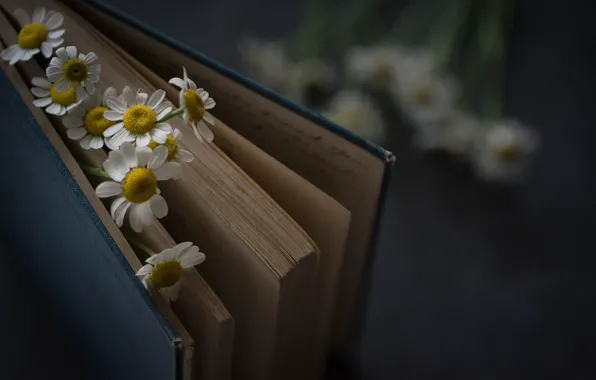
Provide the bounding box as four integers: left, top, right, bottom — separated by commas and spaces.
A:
184, 90, 205, 121
148, 260, 183, 289
414, 87, 431, 105
121, 168, 157, 204
85, 107, 116, 136
123, 105, 157, 134
148, 135, 179, 162
18, 23, 48, 49
62, 58, 89, 83
49, 81, 77, 106
496, 145, 522, 162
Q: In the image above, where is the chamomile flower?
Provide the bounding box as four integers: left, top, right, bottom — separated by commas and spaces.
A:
0, 7, 64, 65
239, 38, 293, 94
168, 67, 216, 142
346, 45, 403, 88
46, 46, 101, 94
102, 87, 173, 148
323, 90, 386, 144
30, 76, 84, 116
95, 142, 181, 232
412, 112, 480, 156
62, 87, 118, 150
287, 59, 336, 108
472, 120, 538, 182
147, 129, 194, 164
136, 242, 205, 302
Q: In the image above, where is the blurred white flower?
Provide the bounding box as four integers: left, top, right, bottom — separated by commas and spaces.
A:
394, 68, 459, 126
472, 120, 538, 182
413, 112, 480, 156
287, 59, 336, 106
324, 90, 386, 144
239, 38, 293, 94
345, 44, 403, 88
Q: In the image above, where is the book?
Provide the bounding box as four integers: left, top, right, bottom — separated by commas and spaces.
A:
0, 0, 394, 379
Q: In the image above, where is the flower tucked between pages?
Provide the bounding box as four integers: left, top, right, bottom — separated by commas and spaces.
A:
102, 87, 173, 148
95, 142, 181, 232
169, 67, 216, 142
147, 128, 194, 164
62, 87, 118, 150
136, 242, 205, 302
46, 46, 101, 94
0, 7, 64, 65
30, 76, 84, 116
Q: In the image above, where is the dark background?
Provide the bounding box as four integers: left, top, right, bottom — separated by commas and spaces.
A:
2, 0, 596, 379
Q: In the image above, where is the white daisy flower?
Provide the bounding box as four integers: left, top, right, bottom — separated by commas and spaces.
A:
287, 59, 336, 107
30, 76, 84, 116
238, 38, 293, 94
324, 90, 386, 144
61, 87, 120, 150
412, 112, 481, 156
136, 242, 205, 302
0, 7, 64, 65
147, 129, 194, 164
393, 69, 459, 126
345, 45, 403, 88
472, 120, 539, 182
95, 142, 181, 232
46, 46, 101, 94
102, 87, 173, 148
168, 67, 216, 142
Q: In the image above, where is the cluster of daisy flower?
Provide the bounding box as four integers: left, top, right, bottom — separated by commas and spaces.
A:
240, 40, 539, 183
1, 7, 214, 301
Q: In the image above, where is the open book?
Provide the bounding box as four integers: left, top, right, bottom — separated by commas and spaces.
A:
0, 0, 394, 379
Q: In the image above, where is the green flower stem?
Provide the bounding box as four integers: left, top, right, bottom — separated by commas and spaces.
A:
124, 232, 157, 257
157, 107, 185, 123
80, 163, 110, 178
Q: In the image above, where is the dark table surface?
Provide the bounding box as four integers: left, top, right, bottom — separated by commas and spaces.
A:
2, 0, 595, 379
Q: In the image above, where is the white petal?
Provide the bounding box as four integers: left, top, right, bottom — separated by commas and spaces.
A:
182, 67, 189, 83
79, 134, 93, 149
31, 77, 51, 89
45, 103, 62, 115
168, 77, 185, 89
179, 248, 205, 268
88, 64, 101, 74
56, 80, 72, 92
21, 49, 39, 62
9, 48, 24, 65
130, 204, 144, 233
76, 84, 87, 102
120, 142, 137, 168
154, 101, 173, 115
48, 29, 65, 39
110, 196, 127, 219
188, 79, 197, 91
177, 150, 194, 163
102, 121, 124, 137
154, 122, 172, 134
103, 87, 117, 103
68, 105, 86, 118
33, 97, 53, 108
156, 107, 172, 120
55, 47, 69, 61
198, 90, 209, 101
197, 121, 214, 142
179, 91, 185, 108
66, 127, 87, 140
40, 42, 53, 58
148, 194, 168, 218
154, 162, 182, 180
147, 90, 165, 109
162, 281, 182, 301
88, 73, 100, 83
95, 181, 123, 198
173, 129, 183, 140
104, 153, 128, 181
89, 136, 104, 150
46, 71, 63, 83
46, 38, 64, 48
136, 91, 148, 105
32, 7, 46, 23
150, 129, 169, 143
49, 56, 62, 67
203, 112, 215, 124
139, 202, 154, 225
31, 87, 50, 97
136, 146, 152, 168
62, 116, 84, 128
13, 9, 30, 26
122, 86, 135, 106
103, 111, 124, 122
108, 128, 132, 149
148, 146, 168, 169
106, 96, 127, 113
84, 81, 96, 94
136, 264, 153, 277
204, 98, 216, 109
1, 45, 19, 60
45, 12, 64, 29
114, 199, 131, 227
66, 46, 77, 58
83, 52, 98, 64
136, 133, 151, 147
172, 242, 194, 258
